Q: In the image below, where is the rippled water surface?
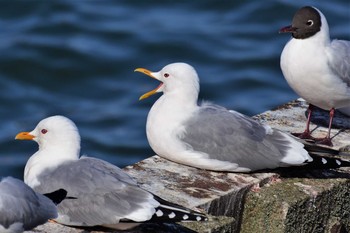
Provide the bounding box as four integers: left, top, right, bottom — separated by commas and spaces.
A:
0, 0, 349, 178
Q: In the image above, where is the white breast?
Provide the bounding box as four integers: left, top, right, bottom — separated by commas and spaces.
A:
24, 150, 75, 189
146, 95, 247, 171
281, 37, 349, 110
146, 95, 196, 160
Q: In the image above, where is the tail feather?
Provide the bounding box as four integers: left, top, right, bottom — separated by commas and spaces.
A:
303, 143, 340, 156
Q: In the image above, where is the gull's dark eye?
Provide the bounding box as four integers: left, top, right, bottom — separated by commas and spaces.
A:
41, 129, 48, 134
306, 20, 314, 26
164, 73, 169, 78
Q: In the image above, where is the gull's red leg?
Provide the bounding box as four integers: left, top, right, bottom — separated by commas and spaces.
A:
292, 104, 315, 140
315, 108, 334, 147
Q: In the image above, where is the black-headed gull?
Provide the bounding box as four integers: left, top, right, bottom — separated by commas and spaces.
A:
280, 6, 350, 146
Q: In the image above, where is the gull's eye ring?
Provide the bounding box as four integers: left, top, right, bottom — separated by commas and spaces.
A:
41, 129, 48, 134
306, 20, 314, 26
164, 73, 169, 78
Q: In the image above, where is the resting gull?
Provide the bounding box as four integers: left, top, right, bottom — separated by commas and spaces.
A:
0, 176, 66, 233
15, 115, 207, 230
136, 62, 350, 172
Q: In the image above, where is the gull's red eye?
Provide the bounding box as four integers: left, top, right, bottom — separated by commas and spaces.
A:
164, 73, 169, 78
41, 129, 48, 134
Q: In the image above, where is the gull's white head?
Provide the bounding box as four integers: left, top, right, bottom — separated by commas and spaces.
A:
16, 115, 81, 156
135, 62, 200, 101
16, 116, 80, 188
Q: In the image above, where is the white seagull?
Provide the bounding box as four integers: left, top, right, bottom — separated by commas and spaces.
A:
135, 62, 350, 172
0, 176, 66, 233
15, 116, 207, 230
280, 6, 350, 146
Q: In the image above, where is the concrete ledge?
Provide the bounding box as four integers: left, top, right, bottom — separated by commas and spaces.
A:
241, 174, 350, 233
124, 156, 274, 232
28, 99, 350, 232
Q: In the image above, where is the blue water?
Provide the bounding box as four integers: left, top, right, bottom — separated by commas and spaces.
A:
0, 0, 349, 178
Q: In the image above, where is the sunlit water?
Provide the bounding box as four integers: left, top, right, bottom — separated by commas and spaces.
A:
0, 0, 349, 178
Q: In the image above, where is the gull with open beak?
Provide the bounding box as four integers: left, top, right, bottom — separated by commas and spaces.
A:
136, 62, 350, 172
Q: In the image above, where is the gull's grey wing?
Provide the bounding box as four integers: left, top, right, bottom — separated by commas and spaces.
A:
0, 177, 57, 231
180, 103, 301, 171
327, 39, 350, 87
33, 157, 159, 226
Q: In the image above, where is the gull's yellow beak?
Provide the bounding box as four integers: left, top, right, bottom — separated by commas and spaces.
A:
134, 68, 163, 100
15, 132, 35, 140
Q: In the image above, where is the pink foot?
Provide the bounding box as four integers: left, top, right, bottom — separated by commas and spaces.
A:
315, 137, 333, 147
292, 131, 315, 140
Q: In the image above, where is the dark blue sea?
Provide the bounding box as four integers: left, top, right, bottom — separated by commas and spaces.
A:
0, 0, 349, 178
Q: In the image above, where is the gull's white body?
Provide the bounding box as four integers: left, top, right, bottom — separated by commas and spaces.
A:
281, 7, 350, 114
147, 91, 250, 171
140, 63, 313, 172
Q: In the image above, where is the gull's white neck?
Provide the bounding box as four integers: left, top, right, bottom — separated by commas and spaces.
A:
146, 90, 199, 158
24, 144, 79, 188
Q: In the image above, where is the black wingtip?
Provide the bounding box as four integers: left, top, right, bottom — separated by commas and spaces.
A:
43, 188, 68, 205
150, 205, 208, 223
148, 195, 208, 223
306, 154, 350, 169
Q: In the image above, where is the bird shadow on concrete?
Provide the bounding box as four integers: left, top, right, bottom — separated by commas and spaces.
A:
307, 106, 350, 129
270, 167, 350, 179
59, 223, 197, 233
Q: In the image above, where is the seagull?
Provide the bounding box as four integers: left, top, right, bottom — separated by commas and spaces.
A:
135, 62, 350, 172
15, 115, 207, 230
0, 176, 66, 233
280, 6, 350, 146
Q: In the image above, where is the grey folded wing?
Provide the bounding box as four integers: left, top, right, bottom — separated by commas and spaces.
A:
0, 177, 57, 231
180, 103, 298, 171
34, 157, 159, 226
327, 39, 350, 87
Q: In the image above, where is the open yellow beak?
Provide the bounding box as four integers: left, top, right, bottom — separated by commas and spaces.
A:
15, 132, 35, 140
134, 68, 163, 100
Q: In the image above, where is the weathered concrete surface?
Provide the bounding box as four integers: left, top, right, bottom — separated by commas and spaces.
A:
124, 156, 275, 232
241, 98, 350, 233
241, 174, 350, 233
28, 99, 350, 232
